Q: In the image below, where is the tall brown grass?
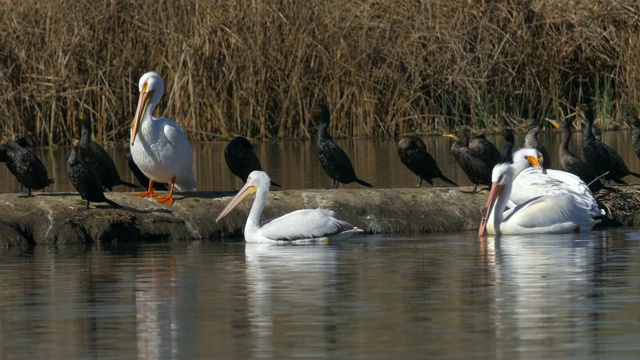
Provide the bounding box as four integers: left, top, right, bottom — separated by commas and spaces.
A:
1, 0, 640, 145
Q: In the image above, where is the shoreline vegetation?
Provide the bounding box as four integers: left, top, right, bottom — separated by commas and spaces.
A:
1, 1, 640, 145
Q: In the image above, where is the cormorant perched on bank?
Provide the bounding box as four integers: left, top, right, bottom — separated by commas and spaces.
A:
579, 103, 640, 184
545, 118, 606, 193
469, 133, 502, 167
521, 118, 551, 168
500, 129, 515, 163
443, 130, 492, 192
0, 140, 54, 196
309, 104, 373, 189
625, 116, 640, 159
224, 136, 281, 187
125, 148, 168, 191
78, 110, 138, 191
67, 139, 121, 210
397, 136, 457, 187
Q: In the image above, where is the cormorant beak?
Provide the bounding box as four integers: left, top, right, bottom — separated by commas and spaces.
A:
307, 106, 321, 118
442, 134, 457, 140
479, 181, 504, 237
131, 85, 154, 146
215, 182, 258, 222
72, 139, 79, 147
545, 119, 560, 129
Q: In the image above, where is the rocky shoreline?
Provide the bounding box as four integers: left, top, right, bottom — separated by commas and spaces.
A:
0, 186, 637, 246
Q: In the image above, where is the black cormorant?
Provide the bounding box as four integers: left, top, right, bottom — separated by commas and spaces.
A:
224, 136, 281, 187
397, 136, 457, 187
521, 118, 551, 168
125, 148, 168, 191
78, 110, 138, 191
545, 118, 606, 192
309, 104, 373, 189
469, 133, 502, 168
579, 103, 640, 184
0, 140, 54, 196
67, 139, 122, 210
500, 129, 515, 163
443, 130, 492, 192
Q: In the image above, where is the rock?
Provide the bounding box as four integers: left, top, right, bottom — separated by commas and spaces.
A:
0, 186, 633, 245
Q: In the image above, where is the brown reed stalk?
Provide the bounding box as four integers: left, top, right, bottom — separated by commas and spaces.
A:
0, 0, 640, 145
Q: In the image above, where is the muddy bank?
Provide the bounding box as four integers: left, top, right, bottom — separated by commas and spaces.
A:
0, 186, 636, 245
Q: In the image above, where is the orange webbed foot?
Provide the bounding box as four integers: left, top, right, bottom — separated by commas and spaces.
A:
134, 191, 160, 198
156, 194, 174, 205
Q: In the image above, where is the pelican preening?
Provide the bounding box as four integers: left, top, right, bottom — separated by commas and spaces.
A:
130, 72, 197, 205
216, 171, 362, 243
479, 163, 600, 236
509, 148, 604, 218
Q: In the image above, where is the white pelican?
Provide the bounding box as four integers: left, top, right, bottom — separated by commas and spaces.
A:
215, 171, 362, 243
510, 148, 604, 217
479, 163, 600, 236
130, 72, 197, 205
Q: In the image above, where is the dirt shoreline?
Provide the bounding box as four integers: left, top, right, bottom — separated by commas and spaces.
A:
0, 186, 636, 246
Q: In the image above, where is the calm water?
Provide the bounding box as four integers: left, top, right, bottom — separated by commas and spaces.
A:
3, 130, 640, 193
1, 230, 640, 358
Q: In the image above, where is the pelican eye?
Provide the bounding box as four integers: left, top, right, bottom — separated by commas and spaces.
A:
142, 83, 149, 93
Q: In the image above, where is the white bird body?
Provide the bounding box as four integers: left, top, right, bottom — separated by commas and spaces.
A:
479, 163, 600, 236
130, 72, 197, 204
509, 148, 604, 217
216, 171, 362, 243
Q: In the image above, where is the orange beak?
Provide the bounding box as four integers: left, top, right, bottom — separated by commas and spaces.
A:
131, 85, 153, 146
478, 181, 504, 237
525, 154, 546, 174
215, 182, 258, 222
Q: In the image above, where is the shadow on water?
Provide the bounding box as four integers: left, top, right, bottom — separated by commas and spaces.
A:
3, 130, 640, 194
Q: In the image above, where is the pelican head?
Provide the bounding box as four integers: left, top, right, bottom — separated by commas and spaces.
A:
512, 148, 545, 173
479, 163, 514, 237
216, 171, 270, 222
131, 71, 165, 146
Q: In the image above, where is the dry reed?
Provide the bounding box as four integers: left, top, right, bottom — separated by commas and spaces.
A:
1, 0, 640, 145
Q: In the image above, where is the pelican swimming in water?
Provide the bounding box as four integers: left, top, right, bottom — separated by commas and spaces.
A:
509, 148, 604, 217
478, 163, 600, 236
130, 72, 197, 205
216, 171, 362, 243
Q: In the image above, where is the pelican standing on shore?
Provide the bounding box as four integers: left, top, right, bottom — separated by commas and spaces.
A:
216, 171, 362, 243
130, 72, 197, 205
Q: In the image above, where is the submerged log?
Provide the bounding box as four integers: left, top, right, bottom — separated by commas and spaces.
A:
0, 186, 635, 245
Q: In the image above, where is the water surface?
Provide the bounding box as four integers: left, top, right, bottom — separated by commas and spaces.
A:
1, 230, 640, 358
